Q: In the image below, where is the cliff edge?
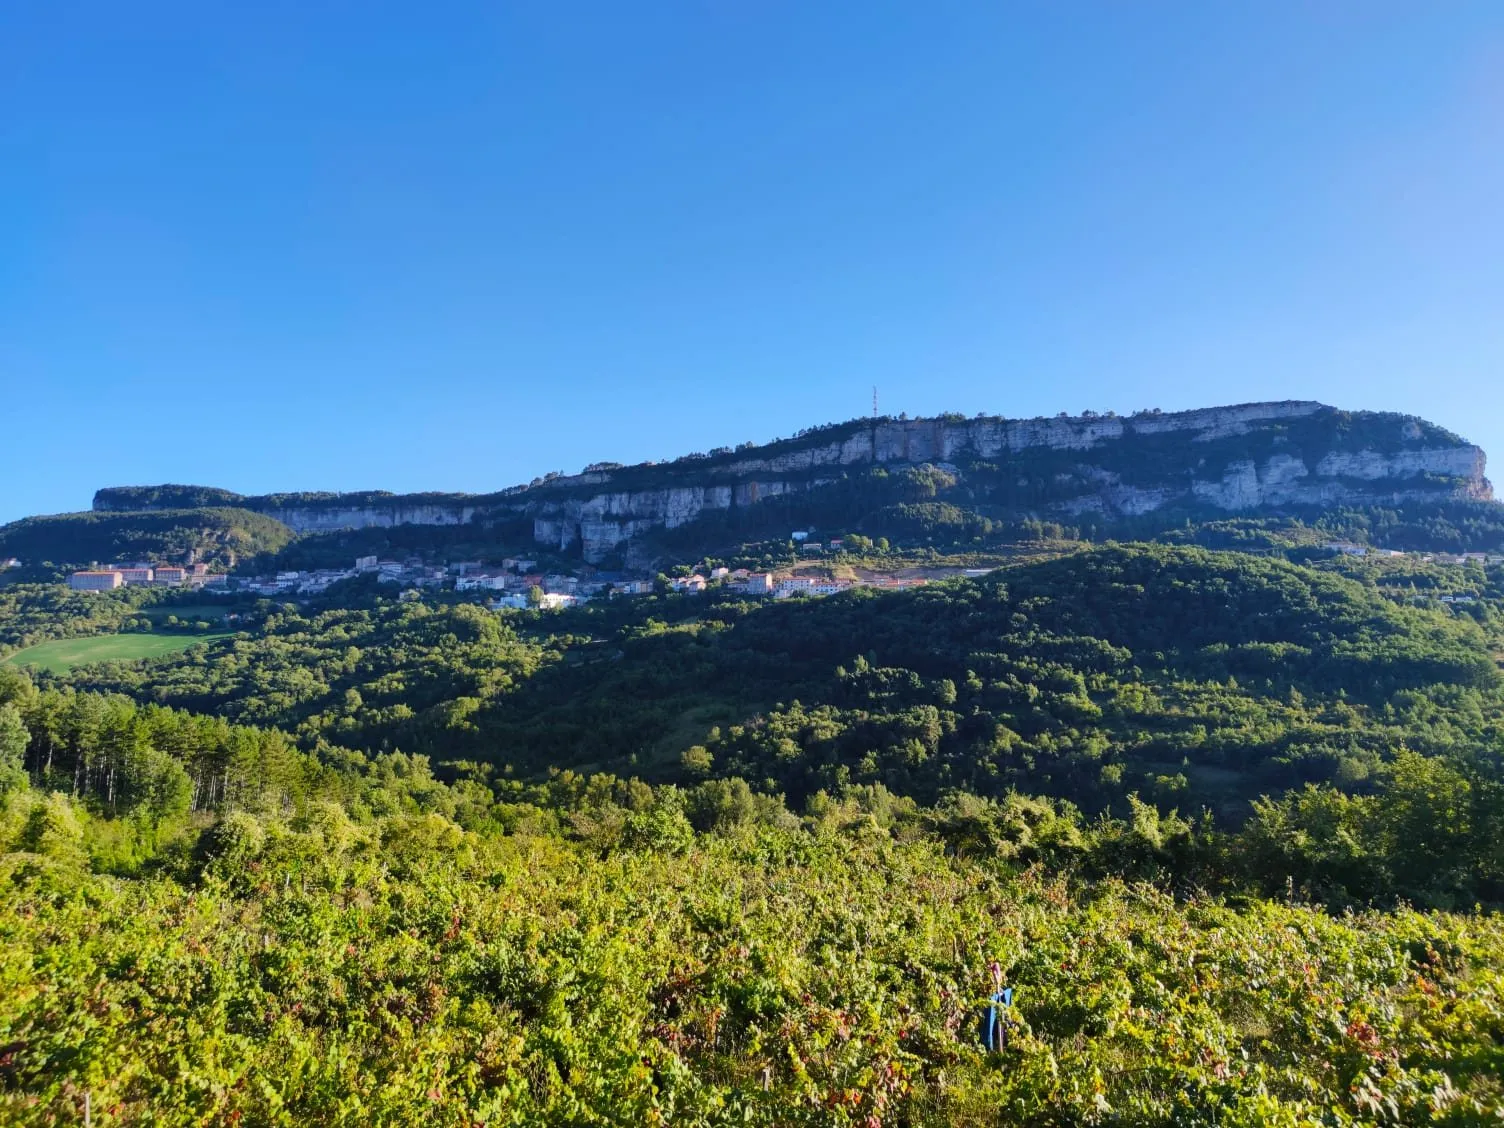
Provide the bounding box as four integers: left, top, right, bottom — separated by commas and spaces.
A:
94, 401, 1492, 562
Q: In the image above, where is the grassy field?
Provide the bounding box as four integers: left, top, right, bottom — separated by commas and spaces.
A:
2, 632, 232, 673
141, 604, 232, 626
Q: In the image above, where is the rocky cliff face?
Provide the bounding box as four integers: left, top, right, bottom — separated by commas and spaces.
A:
94, 402, 1492, 562
259, 504, 480, 534
508, 402, 1490, 560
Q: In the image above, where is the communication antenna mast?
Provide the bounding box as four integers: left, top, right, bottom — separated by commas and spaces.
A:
872, 386, 879, 419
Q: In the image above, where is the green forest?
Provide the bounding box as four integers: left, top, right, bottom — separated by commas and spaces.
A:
44, 548, 1504, 815
0, 508, 293, 576
2, 544, 1504, 1123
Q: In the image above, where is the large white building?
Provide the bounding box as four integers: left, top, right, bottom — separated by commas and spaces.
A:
456, 573, 510, 592
490, 591, 578, 610
69, 570, 123, 591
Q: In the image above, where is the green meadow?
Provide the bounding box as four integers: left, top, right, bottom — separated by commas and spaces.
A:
2, 631, 231, 673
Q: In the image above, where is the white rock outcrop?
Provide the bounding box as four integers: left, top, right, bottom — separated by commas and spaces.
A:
130, 402, 1486, 563
262, 504, 479, 534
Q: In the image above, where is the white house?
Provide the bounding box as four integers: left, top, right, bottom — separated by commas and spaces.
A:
774, 576, 816, 597
492, 592, 578, 610
810, 580, 851, 596
456, 573, 509, 592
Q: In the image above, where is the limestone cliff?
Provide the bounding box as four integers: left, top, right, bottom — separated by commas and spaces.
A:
94, 402, 1493, 563
259, 504, 480, 535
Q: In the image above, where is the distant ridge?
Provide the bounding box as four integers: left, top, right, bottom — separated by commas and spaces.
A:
90, 401, 1494, 563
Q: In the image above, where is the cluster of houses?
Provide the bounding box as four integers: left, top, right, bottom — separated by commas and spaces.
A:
68, 563, 226, 592
456, 560, 645, 610
790, 531, 847, 554
213, 555, 625, 605
210, 541, 1504, 604
220, 555, 470, 596
1324, 542, 1504, 566
60, 535, 1497, 605
709, 569, 926, 599
233, 556, 446, 597
1317, 543, 1497, 609
180, 551, 932, 611
461, 561, 930, 608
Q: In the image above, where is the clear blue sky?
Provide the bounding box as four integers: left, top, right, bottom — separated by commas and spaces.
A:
4, 2, 1502, 523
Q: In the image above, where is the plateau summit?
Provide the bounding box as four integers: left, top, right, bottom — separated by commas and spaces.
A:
92, 402, 1490, 564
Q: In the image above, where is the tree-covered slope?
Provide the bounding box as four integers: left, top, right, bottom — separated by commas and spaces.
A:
3, 549, 1504, 1122
47, 546, 1504, 819
53, 600, 545, 745
0, 507, 293, 571
90, 484, 248, 511
475, 545, 1501, 810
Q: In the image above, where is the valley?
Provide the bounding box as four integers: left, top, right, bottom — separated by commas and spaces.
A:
2, 402, 1503, 1124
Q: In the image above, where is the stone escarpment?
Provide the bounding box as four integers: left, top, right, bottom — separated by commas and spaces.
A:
94, 402, 1492, 563
508, 402, 1491, 560
256, 504, 480, 534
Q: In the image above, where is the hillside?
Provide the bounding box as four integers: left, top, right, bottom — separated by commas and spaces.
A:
48, 545, 1504, 820
0, 507, 294, 572
91, 401, 1497, 566
5, 544, 1504, 1122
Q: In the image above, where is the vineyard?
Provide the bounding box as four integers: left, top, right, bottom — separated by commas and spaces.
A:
3, 821, 1502, 1125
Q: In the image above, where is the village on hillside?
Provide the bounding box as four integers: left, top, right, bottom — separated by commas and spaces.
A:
61, 534, 1504, 608
61, 530, 945, 606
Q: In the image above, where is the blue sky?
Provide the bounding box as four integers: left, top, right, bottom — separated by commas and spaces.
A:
3, 2, 1501, 523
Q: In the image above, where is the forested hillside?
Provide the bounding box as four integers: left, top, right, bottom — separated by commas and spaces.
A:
3, 542, 1504, 1122
2, 658, 1504, 1122
0, 508, 293, 573
47, 547, 1503, 819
